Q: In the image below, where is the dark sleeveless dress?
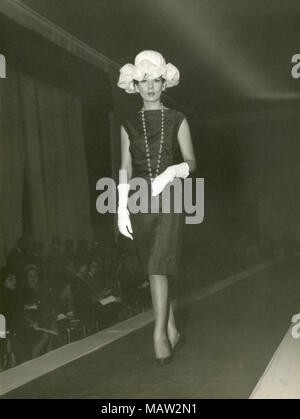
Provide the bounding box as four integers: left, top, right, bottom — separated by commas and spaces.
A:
122, 109, 186, 276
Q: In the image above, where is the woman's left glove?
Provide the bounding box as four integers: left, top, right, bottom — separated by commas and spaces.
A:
151, 162, 189, 196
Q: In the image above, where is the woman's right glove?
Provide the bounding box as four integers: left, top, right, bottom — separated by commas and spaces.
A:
117, 183, 133, 240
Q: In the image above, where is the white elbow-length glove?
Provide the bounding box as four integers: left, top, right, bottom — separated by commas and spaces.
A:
117, 183, 133, 240
151, 162, 190, 196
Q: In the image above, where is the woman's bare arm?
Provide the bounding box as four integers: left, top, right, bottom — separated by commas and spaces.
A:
120, 125, 133, 183
177, 118, 197, 174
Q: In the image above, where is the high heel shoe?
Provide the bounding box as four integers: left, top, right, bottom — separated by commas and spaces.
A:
155, 354, 172, 366
154, 335, 172, 366
172, 333, 186, 354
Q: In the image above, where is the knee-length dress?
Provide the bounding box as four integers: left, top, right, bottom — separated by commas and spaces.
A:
121, 108, 186, 276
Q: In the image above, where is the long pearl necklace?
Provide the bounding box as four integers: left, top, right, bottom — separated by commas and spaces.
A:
141, 104, 165, 182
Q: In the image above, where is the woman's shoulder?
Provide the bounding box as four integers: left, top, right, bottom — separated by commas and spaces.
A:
169, 109, 187, 132
172, 108, 186, 120
120, 112, 143, 140
120, 112, 138, 129
163, 108, 186, 123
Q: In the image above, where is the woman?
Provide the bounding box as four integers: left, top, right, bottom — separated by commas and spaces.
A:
117, 50, 196, 365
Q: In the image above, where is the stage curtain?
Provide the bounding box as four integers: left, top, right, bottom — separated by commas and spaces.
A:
0, 64, 25, 263
19, 71, 93, 249
0, 63, 92, 266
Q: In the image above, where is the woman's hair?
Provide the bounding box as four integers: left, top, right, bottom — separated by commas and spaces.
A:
133, 76, 166, 86
1, 266, 16, 286
23, 265, 39, 289
23, 264, 38, 277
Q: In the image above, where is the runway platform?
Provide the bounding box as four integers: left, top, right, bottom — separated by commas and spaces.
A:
1, 254, 300, 399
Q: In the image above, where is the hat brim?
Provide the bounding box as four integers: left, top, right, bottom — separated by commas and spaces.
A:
117, 62, 180, 94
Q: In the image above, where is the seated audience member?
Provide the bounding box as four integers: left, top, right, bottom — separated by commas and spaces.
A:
63, 239, 75, 265
75, 239, 90, 266
87, 260, 102, 292
27, 241, 45, 275
6, 237, 31, 279
89, 259, 122, 320
116, 252, 147, 305
46, 235, 64, 292
59, 259, 76, 312
70, 261, 102, 323
22, 264, 60, 359
71, 261, 120, 326
89, 240, 101, 261
1, 267, 30, 364
98, 245, 114, 277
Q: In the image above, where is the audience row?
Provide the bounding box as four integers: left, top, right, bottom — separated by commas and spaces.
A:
1, 235, 150, 370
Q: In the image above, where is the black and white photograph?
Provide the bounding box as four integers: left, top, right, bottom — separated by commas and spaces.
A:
0, 0, 300, 401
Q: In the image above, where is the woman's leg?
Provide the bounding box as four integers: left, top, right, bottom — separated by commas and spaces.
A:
149, 274, 171, 358
167, 299, 181, 348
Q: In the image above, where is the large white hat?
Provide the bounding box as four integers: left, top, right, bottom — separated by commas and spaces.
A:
117, 50, 180, 94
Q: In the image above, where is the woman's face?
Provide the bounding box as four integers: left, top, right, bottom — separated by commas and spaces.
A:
88, 262, 98, 276
4, 274, 17, 291
27, 269, 39, 289
78, 264, 88, 275
135, 77, 165, 103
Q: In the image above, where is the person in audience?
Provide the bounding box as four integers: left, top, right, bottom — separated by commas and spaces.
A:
70, 261, 101, 323
59, 259, 76, 313
1, 267, 29, 364
89, 259, 122, 319
117, 252, 146, 305
23, 264, 60, 359
71, 261, 121, 327
63, 239, 75, 264
46, 235, 64, 293
87, 260, 101, 292
6, 237, 31, 279
48, 235, 61, 255
27, 241, 45, 275
97, 244, 113, 278
75, 239, 90, 266
89, 240, 101, 261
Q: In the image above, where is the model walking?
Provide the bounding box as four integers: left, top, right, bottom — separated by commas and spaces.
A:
117, 50, 196, 365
